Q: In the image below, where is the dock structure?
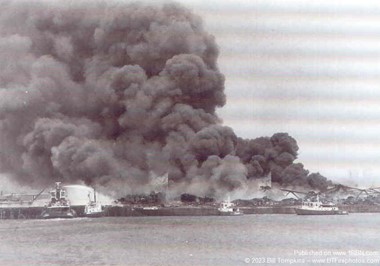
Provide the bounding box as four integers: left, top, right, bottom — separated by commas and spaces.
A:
0, 205, 86, 219
2, 204, 380, 219
0, 207, 44, 219
0, 188, 50, 219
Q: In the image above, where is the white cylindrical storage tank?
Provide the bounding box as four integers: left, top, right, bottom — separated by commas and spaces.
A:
63, 185, 93, 206
63, 184, 113, 206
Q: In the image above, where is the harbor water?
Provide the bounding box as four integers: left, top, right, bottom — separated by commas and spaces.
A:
0, 214, 379, 266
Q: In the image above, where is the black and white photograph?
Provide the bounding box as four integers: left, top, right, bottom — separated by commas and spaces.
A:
0, 0, 380, 265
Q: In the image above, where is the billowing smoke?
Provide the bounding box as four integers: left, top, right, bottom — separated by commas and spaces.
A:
236, 133, 331, 192
0, 0, 330, 199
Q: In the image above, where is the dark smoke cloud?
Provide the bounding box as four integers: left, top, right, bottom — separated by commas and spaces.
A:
0, 0, 330, 198
236, 133, 331, 192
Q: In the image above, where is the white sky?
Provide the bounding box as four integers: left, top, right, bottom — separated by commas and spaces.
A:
175, 0, 380, 186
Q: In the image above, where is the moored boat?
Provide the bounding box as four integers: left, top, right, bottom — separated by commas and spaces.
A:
218, 197, 242, 216
295, 196, 348, 215
40, 182, 77, 219
84, 188, 104, 217
84, 201, 104, 217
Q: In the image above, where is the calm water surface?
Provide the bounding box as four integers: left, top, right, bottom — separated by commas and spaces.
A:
0, 214, 379, 265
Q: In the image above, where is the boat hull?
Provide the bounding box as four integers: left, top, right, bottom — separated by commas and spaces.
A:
218, 210, 243, 216
218, 208, 243, 216
85, 211, 105, 218
295, 208, 348, 215
41, 208, 77, 219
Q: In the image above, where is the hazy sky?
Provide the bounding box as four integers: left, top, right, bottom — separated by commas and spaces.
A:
174, 0, 380, 186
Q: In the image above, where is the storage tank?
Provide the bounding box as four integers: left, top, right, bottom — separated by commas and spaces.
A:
63, 185, 93, 206
62, 185, 112, 206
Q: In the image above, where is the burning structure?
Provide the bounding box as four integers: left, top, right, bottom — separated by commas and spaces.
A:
0, 0, 332, 200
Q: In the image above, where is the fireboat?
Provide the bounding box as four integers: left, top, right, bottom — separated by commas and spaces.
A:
217, 196, 242, 216
295, 196, 348, 215
40, 182, 77, 219
84, 188, 104, 217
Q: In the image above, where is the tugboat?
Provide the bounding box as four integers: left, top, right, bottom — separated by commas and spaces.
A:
295, 196, 348, 215
84, 188, 104, 217
40, 182, 77, 219
218, 196, 242, 216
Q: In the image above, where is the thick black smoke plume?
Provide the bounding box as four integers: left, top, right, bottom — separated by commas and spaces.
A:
0, 0, 330, 198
